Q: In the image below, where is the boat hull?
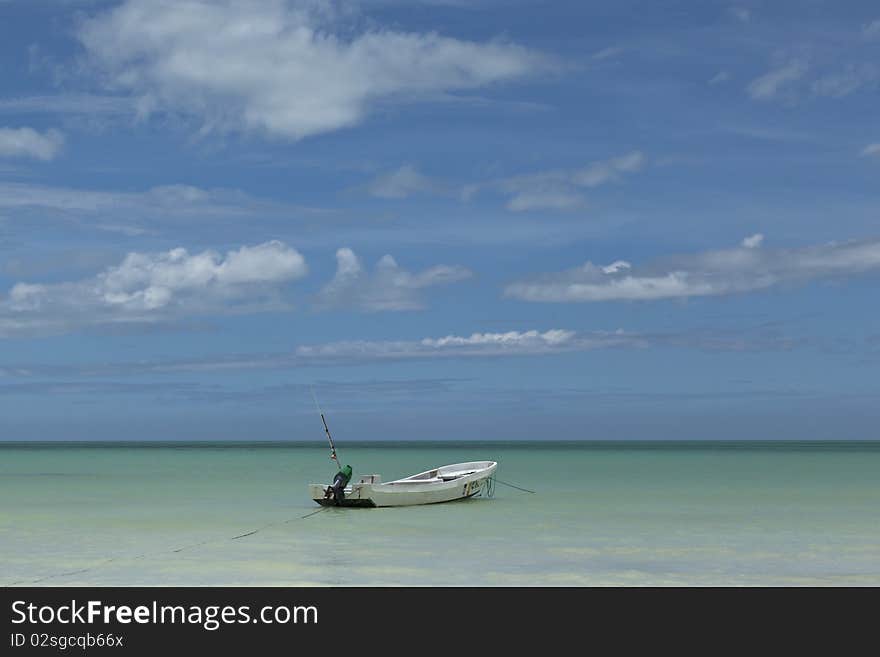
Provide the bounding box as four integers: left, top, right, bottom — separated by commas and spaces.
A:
309, 461, 496, 508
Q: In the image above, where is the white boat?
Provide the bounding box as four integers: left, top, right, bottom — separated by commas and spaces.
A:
309, 461, 498, 508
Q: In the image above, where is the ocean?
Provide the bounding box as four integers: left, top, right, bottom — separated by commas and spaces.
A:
2, 441, 879, 586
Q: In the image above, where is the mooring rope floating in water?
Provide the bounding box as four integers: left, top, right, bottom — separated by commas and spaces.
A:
171, 540, 211, 553
6, 559, 118, 587
301, 506, 331, 519
3, 512, 310, 587
230, 530, 259, 540
493, 477, 536, 494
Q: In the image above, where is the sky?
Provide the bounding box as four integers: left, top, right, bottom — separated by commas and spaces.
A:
0, 0, 879, 441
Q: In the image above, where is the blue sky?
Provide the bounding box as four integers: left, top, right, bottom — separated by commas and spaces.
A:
1, 0, 879, 440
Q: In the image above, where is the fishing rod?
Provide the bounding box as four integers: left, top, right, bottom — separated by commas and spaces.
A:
310, 388, 353, 505
311, 388, 341, 470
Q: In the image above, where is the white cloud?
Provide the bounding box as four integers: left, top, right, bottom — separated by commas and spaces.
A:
592, 46, 624, 61
296, 328, 643, 361
722, 125, 817, 143
421, 329, 574, 348
77, 0, 545, 141
469, 151, 645, 212
0, 327, 641, 371
571, 151, 645, 187
0, 95, 135, 117
366, 165, 436, 199
708, 71, 730, 85
741, 233, 764, 248
747, 60, 808, 100
862, 143, 880, 157
505, 236, 880, 303
602, 260, 631, 274
0, 181, 326, 233
4, 183, 190, 212
748, 54, 878, 103
505, 191, 585, 212
811, 63, 879, 98
728, 7, 751, 22
316, 247, 471, 311
0, 241, 307, 336
363, 152, 644, 211
864, 19, 880, 40
0, 322, 803, 373
0, 182, 214, 213
0, 127, 64, 160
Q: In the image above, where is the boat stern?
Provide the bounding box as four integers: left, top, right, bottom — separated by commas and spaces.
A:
308, 482, 378, 507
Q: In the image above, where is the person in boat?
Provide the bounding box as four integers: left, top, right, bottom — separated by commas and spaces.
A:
324, 465, 353, 505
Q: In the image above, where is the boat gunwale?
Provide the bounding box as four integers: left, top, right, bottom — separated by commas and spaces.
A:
385, 460, 497, 485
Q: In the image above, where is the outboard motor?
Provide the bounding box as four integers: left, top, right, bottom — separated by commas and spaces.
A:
324, 465, 353, 505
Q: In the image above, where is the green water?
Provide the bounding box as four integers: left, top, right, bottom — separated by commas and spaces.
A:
2, 442, 879, 586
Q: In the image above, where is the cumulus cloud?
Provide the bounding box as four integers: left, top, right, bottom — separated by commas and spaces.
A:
862, 143, 880, 157
741, 233, 764, 248
316, 248, 471, 312
747, 59, 808, 100
77, 0, 545, 141
0, 127, 64, 160
0, 241, 307, 336
505, 236, 880, 303
469, 151, 645, 212
293, 327, 790, 364
296, 328, 643, 361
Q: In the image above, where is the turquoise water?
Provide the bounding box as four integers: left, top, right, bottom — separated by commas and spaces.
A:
2, 441, 879, 586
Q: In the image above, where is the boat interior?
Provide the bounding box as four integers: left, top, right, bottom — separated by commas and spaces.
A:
386, 461, 495, 485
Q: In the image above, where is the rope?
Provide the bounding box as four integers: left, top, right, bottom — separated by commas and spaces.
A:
3, 507, 326, 587
493, 477, 536, 494
230, 530, 259, 540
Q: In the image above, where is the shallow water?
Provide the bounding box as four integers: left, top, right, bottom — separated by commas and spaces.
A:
2, 441, 879, 586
